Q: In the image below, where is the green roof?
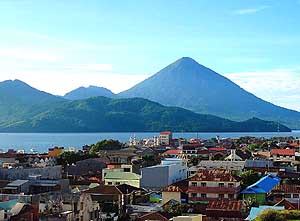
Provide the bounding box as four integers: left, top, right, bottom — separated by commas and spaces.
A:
104, 171, 141, 180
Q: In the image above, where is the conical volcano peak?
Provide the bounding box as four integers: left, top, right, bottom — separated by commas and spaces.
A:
173, 57, 200, 67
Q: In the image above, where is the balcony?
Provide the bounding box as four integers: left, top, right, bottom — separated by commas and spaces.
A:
188, 186, 240, 194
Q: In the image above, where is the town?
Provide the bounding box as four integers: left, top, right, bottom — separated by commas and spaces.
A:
0, 132, 299, 220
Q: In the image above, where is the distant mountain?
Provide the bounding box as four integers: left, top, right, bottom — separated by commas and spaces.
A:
119, 57, 300, 129
0, 79, 65, 126
0, 96, 290, 132
64, 86, 115, 100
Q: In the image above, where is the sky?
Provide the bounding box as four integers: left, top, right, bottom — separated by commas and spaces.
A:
0, 0, 299, 110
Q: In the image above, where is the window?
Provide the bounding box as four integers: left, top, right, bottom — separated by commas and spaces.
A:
89, 212, 93, 220
219, 183, 225, 188
108, 182, 112, 185
116, 182, 120, 185
228, 183, 234, 188
80, 202, 83, 210
201, 193, 207, 198
293, 194, 299, 198
219, 194, 224, 199
124, 168, 130, 172
228, 194, 234, 199
284, 194, 291, 198
191, 193, 197, 198
191, 182, 197, 187
201, 182, 206, 187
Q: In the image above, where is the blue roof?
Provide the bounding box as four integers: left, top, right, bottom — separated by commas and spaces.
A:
245, 205, 284, 220
0, 199, 19, 211
241, 174, 281, 194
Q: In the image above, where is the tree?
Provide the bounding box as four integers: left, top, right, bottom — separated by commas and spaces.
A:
89, 139, 123, 154
163, 203, 189, 216
240, 170, 260, 189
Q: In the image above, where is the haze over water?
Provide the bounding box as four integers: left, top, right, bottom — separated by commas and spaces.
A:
0, 131, 299, 153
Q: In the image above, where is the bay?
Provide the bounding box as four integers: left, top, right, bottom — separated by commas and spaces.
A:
0, 131, 299, 153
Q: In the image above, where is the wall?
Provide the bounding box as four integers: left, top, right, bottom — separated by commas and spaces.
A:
0, 165, 62, 180
162, 192, 181, 204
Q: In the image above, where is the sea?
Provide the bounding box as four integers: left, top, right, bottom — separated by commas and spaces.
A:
0, 131, 299, 153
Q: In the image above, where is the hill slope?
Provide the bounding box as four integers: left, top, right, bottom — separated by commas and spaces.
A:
119, 57, 300, 129
0, 79, 65, 126
64, 86, 115, 100
0, 96, 290, 132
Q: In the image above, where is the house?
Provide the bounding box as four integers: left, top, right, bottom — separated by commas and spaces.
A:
104, 171, 141, 188
241, 174, 281, 204
81, 184, 146, 219
271, 148, 295, 161
10, 202, 39, 221
98, 148, 138, 164
188, 169, 240, 202
161, 179, 188, 204
163, 149, 182, 158
1, 180, 30, 194
205, 200, 246, 220
244, 159, 275, 173
65, 158, 108, 177
159, 131, 173, 146
270, 184, 300, 204
141, 158, 188, 190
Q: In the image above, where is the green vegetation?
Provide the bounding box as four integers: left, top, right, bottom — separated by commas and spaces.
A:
57, 151, 97, 165
255, 209, 300, 221
240, 170, 261, 189
89, 139, 123, 154
163, 202, 189, 216
0, 79, 291, 132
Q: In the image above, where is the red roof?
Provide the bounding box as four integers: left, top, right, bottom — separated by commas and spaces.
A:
207, 200, 244, 211
163, 149, 181, 155
160, 131, 172, 135
271, 149, 295, 156
272, 184, 300, 194
190, 169, 238, 182
162, 179, 188, 192
208, 147, 227, 151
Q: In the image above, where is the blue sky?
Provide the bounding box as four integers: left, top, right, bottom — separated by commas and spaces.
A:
0, 0, 299, 110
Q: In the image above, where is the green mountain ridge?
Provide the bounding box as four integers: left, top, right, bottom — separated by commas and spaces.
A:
0, 80, 291, 132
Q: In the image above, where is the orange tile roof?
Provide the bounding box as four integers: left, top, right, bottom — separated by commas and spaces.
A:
163, 149, 181, 155
271, 149, 295, 156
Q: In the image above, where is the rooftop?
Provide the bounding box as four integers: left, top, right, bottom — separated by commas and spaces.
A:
189, 169, 238, 182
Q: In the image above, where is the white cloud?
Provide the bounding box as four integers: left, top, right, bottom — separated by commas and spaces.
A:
64, 64, 114, 72
234, 6, 270, 15
0, 48, 62, 62
224, 68, 300, 111
0, 69, 149, 95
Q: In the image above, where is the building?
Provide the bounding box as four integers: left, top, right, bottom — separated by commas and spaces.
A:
104, 171, 141, 188
48, 147, 64, 157
196, 160, 245, 171
271, 148, 295, 161
241, 174, 281, 204
270, 184, 300, 204
161, 179, 188, 204
188, 169, 240, 202
159, 131, 173, 146
141, 158, 188, 190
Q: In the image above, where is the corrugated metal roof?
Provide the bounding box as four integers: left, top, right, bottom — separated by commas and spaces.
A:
241, 174, 281, 194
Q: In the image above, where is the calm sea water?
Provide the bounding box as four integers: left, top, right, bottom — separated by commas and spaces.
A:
0, 131, 299, 153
